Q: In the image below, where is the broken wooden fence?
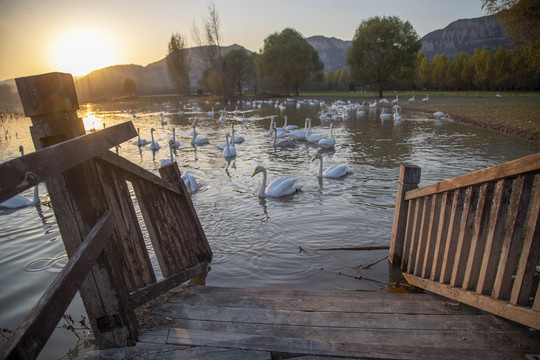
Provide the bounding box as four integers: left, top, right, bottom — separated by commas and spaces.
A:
389, 155, 540, 330
0, 72, 212, 360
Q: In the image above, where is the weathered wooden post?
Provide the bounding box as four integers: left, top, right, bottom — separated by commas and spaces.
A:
15, 72, 138, 348
388, 164, 421, 266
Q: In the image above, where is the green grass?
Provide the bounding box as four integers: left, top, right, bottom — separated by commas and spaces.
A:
299, 90, 540, 142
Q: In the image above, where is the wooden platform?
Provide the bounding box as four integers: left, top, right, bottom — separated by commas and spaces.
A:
85, 285, 540, 360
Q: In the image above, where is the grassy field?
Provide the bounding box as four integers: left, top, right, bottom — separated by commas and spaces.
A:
302, 91, 540, 142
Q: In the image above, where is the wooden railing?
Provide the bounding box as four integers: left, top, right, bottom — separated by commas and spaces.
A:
389, 154, 540, 330
0, 73, 212, 359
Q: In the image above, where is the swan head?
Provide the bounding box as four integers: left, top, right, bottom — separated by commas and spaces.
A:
251, 165, 265, 177
150, 127, 155, 134
312, 153, 322, 161
18, 145, 24, 154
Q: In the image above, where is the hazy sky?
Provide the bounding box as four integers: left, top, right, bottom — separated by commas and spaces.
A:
0, 0, 486, 81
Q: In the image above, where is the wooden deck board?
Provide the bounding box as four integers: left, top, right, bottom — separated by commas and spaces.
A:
86, 285, 540, 360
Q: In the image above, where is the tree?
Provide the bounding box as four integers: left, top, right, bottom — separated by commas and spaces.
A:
192, 1, 224, 94
222, 48, 250, 97
257, 28, 323, 96
166, 33, 191, 96
347, 16, 421, 97
122, 78, 136, 96
481, 0, 540, 76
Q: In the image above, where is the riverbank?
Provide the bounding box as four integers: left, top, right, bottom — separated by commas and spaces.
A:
305, 91, 540, 142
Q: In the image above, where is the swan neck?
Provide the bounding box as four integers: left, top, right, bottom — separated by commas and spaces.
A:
317, 157, 323, 177
32, 184, 39, 204
259, 169, 267, 197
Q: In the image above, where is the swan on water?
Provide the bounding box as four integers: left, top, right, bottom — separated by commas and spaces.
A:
207, 107, 215, 117
191, 132, 210, 146
305, 118, 326, 143
284, 116, 298, 131
394, 108, 403, 122
288, 118, 308, 139
223, 133, 237, 158
231, 124, 244, 144
317, 123, 336, 149
189, 119, 199, 136
171, 128, 180, 148
380, 108, 392, 120
136, 128, 148, 146
272, 128, 296, 148
149, 128, 160, 150
0, 146, 40, 209
422, 94, 429, 102
182, 172, 198, 194
312, 153, 352, 178
160, 140, 175, 167
251, 165, 304, 197
408, 95, 415, 102
392, 96, 399, 104
160, 112, 167, 126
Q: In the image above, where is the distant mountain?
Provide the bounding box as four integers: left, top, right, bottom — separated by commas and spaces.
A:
306, 36, 351, 72
420, 15, 513, 60
75, 44, 247, 101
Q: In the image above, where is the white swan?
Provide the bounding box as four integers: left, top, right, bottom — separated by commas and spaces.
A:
288, 119, 308, 139
149, 128, 160, 150
191, 132, 210, 146
136, 128, 148, 146
305, 118, 326, 143
380, 108, 392, 120
160, 112, 167, 126
160, 140, 175, 167
392, 96, 399, 104
422, 94, 429, 102
171, 128, 180, 148
284, 116, 298, 131
496, 92, 502, 98
312, 153, 351, 178
408, 95, 415, 102
272, 128, 296, 148
207, 107, 215, 117
182, 172, 198, 194
189, 119, 199, 136
223, 133, 237, 158
394, 108, 403, 122
231, 124, 244, 144
317, 123, 336, 149
0, 146, 40, 209
251, 165, 304, 197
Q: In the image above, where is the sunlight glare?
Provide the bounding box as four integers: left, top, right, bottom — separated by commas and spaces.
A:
52, 28, 117, 76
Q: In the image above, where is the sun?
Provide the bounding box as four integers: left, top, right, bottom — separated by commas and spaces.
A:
52, 28, 118, 76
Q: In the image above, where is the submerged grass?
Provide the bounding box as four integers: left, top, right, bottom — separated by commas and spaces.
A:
301, 91, 540, 142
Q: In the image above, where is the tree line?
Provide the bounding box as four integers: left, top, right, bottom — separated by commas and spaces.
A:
164, 0, 539, 98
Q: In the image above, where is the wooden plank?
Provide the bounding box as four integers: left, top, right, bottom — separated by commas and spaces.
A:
413, 195, 433, 276
388, 164, 421, 265
492, 174, 535, 300
463, 182, 495, 291
400, 199, 416, 271
439, 188, 465, 284
167, 326, 538, 360
404, 273, 540, 330
422, 194, 442, 279
476, 178, 512, 295
86, 343, 271, 360
96, 161, 156, 291
450, 186, 480, 288
99, 152, 182, 196
430, 191, 453, 281
0, 211, 115, 360
130, 262, 208, 307
405, 198, 424, 273
132, 179, 175, 277
510, 182, 540, 306
0, 122, 136, 203
405, 152, 540, 200
156, 304, 515, 332
165, 286, 480, 315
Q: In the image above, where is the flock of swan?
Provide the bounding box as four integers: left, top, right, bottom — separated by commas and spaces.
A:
1, 94, 453, 209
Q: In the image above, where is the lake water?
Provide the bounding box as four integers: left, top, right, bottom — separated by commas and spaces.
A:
0, 97, 538, 359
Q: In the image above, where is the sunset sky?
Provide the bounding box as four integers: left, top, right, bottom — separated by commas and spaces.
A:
0, 0, 486, 81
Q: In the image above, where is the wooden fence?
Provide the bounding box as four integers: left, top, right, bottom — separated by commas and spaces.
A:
389, 155, 540, 330
0, 72, 212, 359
